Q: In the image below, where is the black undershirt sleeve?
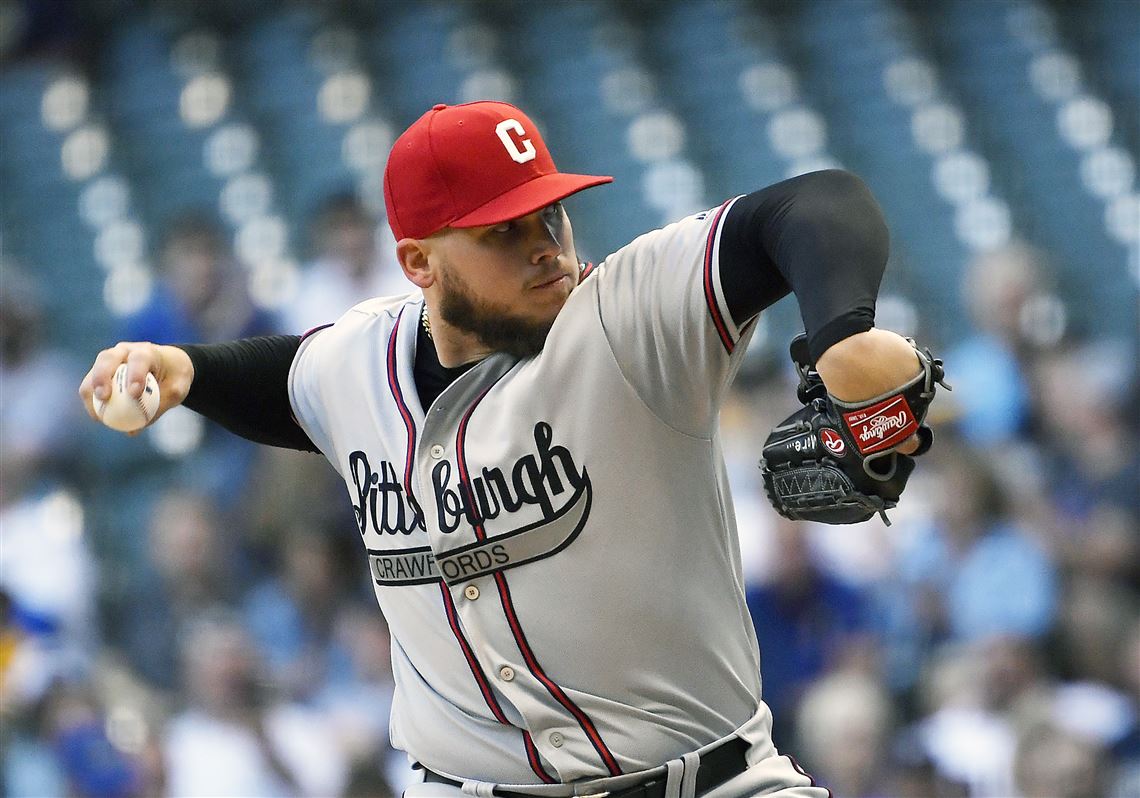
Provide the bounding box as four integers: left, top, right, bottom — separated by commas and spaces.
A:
717, 169, 889, 363
177, 335, 319, 453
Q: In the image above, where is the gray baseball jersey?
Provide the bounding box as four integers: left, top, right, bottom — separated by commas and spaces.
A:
289, 199, 815, 790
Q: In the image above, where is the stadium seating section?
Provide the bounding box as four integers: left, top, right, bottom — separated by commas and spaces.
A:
1, 0, 1136, 351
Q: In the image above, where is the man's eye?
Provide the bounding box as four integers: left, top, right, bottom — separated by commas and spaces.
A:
492, 222, 513, 234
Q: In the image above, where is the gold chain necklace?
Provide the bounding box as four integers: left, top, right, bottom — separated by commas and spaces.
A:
421, 305, 433, 339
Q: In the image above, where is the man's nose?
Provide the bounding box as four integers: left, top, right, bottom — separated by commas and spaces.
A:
528, 215, 562, 262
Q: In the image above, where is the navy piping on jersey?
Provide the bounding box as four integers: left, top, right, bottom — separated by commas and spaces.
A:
385, 308, 426, 532
455, 377, 624, 777
787, 754, 831, 797
702, 199, 736, 355
384, 308, 554, 783
300, 322, 334, 342
438, 577, 555, 782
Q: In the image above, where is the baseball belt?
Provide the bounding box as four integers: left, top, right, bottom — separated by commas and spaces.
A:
420, 736, 749, 797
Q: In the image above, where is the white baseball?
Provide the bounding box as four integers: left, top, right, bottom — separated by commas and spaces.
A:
93, 363, 160, 432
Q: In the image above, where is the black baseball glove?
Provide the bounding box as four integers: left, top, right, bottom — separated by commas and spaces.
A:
759, 333, 948, 525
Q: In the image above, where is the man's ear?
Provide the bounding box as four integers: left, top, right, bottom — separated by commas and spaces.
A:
396, 238, 434, 289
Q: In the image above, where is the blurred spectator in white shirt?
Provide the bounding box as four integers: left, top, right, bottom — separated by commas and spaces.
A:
278, 193, 408, 333
162, 612, 347, 798
0, 263, 85, 493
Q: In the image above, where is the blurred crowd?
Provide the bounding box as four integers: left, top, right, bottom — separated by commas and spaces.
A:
2, 193, 411, 797
1, 1, 1138, 779
3, 182, 1138, 798
721, 239, 1140, 797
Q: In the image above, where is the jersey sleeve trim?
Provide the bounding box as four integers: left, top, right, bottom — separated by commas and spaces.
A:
702, 196, 745, 355
384, 305, 428, 534
300, 322, 333, 342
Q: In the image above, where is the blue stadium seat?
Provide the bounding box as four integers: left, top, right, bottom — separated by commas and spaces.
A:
647, 2, 788, 201
0, 62, 60, 122
919, 0, 1134, 337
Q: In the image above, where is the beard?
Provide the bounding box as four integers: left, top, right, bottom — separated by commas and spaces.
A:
436, 263, 557, 359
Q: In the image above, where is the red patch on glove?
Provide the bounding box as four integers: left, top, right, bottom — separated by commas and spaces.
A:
819, 428, 846, 456
842, 395, 918, 455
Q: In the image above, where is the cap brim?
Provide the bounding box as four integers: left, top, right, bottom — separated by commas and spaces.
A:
449, 172, 613, 229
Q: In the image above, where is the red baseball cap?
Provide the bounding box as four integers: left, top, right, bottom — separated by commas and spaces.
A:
383, 101, 613, 240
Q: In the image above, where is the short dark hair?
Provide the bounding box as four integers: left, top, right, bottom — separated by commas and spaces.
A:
313, 191, 372, 232
161, 212, 228, 258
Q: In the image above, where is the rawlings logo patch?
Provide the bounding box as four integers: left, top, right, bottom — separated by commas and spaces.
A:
842, 395, 918, 455
820, 428, 846, 456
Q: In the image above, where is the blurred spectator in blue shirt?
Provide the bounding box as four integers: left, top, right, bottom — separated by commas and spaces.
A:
1, 588, 69, 798
747, 520, 872, 746
945, 243, 1050, 445
121, 212, 274, 345
116, 214, 276, 506
241, 529, 355, 701
118, 489, 242, 692
1034, 340, 1140, 521
896, 443, 1057, 647
315, 604, 404, 794
45, 682, 141, 798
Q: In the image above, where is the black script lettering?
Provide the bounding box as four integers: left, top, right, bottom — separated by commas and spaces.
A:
405, 494, 426, 532
533, 421, 585, 494
471, 474, 503, 522
496, 422, 589, 520
350, 451, 376, 536
428, 422, 587, 535
347, 450, 425, 536
376, 460, 409, 534
477, 466, 524, 515
431, 461, 466, 534
512, 456, 553, 517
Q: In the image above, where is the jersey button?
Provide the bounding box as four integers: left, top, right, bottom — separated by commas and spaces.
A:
549, 732, 564, 748
463, 585, 480, 601
498, 665, 515, 682
429, 444, 445, 459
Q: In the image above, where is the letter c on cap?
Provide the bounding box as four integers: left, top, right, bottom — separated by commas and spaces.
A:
495, 119, 537, 164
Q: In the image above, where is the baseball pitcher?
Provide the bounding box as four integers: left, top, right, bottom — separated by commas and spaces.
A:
81, 101, 944, 797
